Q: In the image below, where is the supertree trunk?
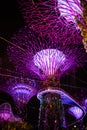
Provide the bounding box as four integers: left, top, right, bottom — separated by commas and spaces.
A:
37, 88, 67, 130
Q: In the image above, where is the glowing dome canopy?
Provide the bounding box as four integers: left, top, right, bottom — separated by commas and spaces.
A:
11, 83, 37, 105
0, 103, 13, 121
34, 49, 65, 76
68, 106, 84, 119
82, 98, 87, 112
58, 0, 83, 23
83, 98, 87, 107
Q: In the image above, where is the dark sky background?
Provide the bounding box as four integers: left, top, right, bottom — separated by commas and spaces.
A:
0, 0, 87, 128
0, 0, 39, 127
0, 0, 24, 67
0, 0, 24, 37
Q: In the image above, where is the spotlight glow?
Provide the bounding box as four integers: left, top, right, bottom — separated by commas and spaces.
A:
34, 49, 65, 76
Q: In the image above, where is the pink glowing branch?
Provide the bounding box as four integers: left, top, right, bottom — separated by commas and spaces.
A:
7, 24, 86, 79
18, 0, 60, 37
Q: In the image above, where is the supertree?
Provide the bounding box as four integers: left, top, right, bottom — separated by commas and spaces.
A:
0, 0, 86, 129
0, 102, 21, 122
58, 0, 87, 52
17, 0, 60, 38
58, 0, 83, 23
6, 21, 87, 129
7, 23, 86, 79
17, 0, 83, 37
0, 103, 13, 122
5, 77, 37, 120
81, 98, 87, 112
18, 0, 87, 52
68, 106, 85, 120
6, 77, 37, 106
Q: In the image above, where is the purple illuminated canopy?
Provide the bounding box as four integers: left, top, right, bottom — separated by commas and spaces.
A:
0, 103, 22, 122
7, 23, 86, 79
83, 99, 87, 107
34, 49, 65, 76
0, 103, 13, 121
68, 106, 84, 119
11, 83, 37, 105
0, 0, 87, 127
17, 0, 84, 34
82, 98, 87, 111
17, 0, 60, 36
6, 78, 37, 106
7, 0, 87, 80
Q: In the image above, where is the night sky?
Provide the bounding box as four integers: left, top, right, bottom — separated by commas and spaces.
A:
0, 0, 39, 127
0, 0, 87, 129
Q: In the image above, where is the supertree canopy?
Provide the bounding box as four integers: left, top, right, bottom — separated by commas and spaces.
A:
81, 98, 87, 112
18, 0, 87, 52
17, 0, 60, 37
58, 0, 83, 23
7, 24, 86, 81
6, 2, 87, 128
0, 102, 22, 126
67, 106, 84, 120
58, 0, 87, 52
0, 102, 15, 122
3, 77, 37, 120
7, 24, 87, 129
6, 77, 37, 106
7, 0, 87, 81
0, 0, 86, 129
33, 49, 66, 77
